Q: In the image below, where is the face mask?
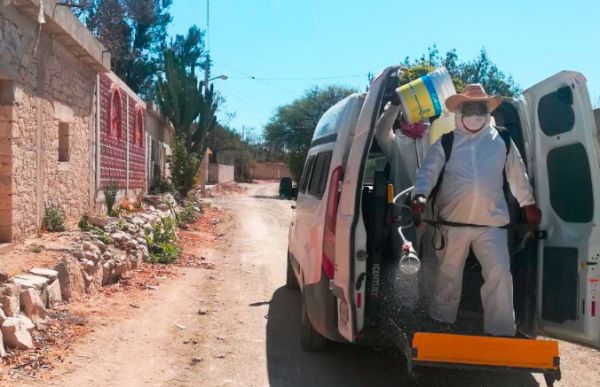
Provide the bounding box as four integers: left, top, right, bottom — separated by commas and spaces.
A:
462, 114, 488, 132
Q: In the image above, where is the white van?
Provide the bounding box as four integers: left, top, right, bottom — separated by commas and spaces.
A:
287, 65, 600, 384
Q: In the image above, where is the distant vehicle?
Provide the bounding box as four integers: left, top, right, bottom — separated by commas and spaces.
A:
286, 67, 600, 385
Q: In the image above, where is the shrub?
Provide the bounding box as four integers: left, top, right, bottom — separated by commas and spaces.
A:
117, 218, 127, 231
152, 178, 174, 194
176, 201, 198, 227
98, 232, 113, 245
146, 217, 180, 264
78, 213, 92, 231
148, 242, 181, 264
43, 203, 66, 232
103, 180, 120, 216
171, 136, 201, 197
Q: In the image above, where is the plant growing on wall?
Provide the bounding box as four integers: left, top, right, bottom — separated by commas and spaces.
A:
103, 180, 120, 216
43, 203, 66, 232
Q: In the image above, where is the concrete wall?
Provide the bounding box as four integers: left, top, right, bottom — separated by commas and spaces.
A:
0, 3, 105, 241
98, 73, 146, 194
197, 148, 212, 186
145, 102, 174, 189
252, 162, 291, 180
208, 164, 234, 184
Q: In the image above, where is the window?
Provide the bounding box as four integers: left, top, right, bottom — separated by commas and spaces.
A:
547, 143, 593, 222
308, 151, 332, 198
538, 86, 575, 136
58, 122, 69, 162
300, 156, 315, 193
134, 107, 144, 146
109, 87, 123, 138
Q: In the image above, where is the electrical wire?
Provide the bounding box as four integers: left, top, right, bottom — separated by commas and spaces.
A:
218, 83, 273, 116
213, 60, 366, 97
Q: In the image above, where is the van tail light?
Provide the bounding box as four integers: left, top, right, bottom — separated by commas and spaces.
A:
322, 166, 342, 279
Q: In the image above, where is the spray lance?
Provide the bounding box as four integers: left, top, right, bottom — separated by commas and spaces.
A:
388, 184, 421, 275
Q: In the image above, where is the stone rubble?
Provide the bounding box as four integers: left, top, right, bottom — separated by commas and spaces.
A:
0, 192, 183, 355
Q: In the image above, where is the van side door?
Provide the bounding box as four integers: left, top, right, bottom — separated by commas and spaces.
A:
333, 67, 396, 341
525, 71, 600, 348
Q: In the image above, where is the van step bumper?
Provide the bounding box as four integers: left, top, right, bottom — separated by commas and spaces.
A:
411, 332, 560, 380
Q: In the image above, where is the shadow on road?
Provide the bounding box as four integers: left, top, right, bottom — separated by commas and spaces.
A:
266, 286, 540, 387
252, 195, 285, 200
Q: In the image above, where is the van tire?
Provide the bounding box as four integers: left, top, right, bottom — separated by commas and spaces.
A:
300, 296, 328, 352
286, 252, 299, 290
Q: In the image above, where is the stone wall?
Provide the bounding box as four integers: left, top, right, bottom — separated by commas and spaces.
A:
0, 6, 97, 241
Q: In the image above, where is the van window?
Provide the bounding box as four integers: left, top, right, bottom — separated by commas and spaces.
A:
300, 155, 315, 193
308, 151, 332, 198
547, 143, 593, 222
538, 86, 575, 136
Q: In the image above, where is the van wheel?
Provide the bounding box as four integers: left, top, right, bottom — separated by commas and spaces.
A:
286, 252, 299, 290
300, 297, 328, 352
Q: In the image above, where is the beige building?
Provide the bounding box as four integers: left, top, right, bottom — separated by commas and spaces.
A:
0, 0, 109, 243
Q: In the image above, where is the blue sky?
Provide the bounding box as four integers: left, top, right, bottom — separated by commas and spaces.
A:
168, 0, 599, 139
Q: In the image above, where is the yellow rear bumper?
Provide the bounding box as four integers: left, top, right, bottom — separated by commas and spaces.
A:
411, 332, 560, 371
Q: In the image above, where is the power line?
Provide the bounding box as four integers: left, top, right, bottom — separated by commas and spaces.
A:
229, 74, 369, 81
218, 83, 273, 116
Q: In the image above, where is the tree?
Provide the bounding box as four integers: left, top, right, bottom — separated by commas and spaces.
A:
77, 0, 173, 98
171, 26, 206, 76
401, 46, 521, 96
264, 85, 357, 181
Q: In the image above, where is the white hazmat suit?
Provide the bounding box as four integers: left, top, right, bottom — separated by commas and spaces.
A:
374, 103, 429, 193
413, 112, 535, 336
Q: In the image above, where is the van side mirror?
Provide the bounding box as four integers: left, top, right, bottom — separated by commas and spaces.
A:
291, 187, 299, 200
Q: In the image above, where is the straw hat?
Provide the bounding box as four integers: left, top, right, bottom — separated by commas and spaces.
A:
445, 84, 501, 113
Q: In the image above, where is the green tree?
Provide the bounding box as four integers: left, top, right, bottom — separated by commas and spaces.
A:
77, 0, 173, 98
401, 45, 521, 96
264, 85, 357, 181
171, 25, 206, 76
205, 124, 243, 159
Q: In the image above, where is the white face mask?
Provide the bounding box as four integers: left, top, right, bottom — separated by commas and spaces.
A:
462, 114, 488, 132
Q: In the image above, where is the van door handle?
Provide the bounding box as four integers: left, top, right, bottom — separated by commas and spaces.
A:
291, 205, 296, 209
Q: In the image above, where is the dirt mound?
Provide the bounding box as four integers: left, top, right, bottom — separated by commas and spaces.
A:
206, 183, 246, 197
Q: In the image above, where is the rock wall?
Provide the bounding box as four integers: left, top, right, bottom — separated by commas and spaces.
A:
0, 6, 96, 241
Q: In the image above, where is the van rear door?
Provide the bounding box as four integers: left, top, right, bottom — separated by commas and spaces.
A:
333, 67, 396, 341
524, 71, 600, 348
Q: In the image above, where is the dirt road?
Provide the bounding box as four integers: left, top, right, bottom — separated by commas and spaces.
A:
26, 182, 599, 386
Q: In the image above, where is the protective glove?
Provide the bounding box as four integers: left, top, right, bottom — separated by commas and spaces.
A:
390, 87, 402, 106
523, 204, 542, 225
411, 194, 427, 217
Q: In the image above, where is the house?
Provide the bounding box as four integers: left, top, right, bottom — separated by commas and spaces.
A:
0, 0, 110, 243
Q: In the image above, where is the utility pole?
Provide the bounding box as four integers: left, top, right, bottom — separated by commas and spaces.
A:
240, 126, 245, 182
204, 0, 210, 89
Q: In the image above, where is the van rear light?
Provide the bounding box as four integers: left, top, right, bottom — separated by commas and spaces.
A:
322, 166, 342, 279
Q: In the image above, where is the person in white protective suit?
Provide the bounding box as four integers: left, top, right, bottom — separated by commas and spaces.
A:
374, 90, 429, 194
410, 84, 542, 337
